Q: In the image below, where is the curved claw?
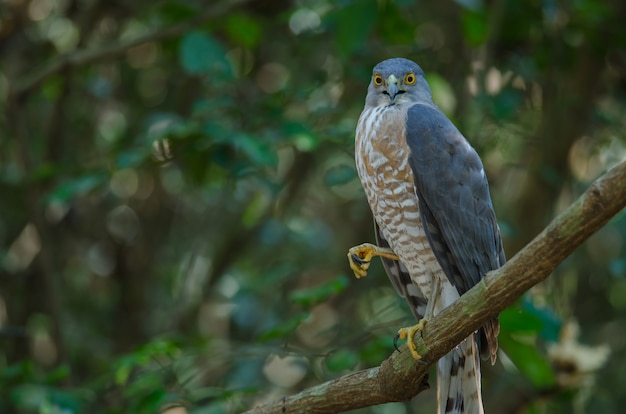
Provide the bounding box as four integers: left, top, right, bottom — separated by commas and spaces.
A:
393, 332, 402, 353
347, 243, 399, 279
396, 319, 428, 360
351, 253, 369, 266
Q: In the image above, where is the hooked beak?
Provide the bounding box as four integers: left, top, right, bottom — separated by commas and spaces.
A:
384, 74, 403, 103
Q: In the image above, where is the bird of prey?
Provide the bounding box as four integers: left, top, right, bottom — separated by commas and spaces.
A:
348, 58, 505, 414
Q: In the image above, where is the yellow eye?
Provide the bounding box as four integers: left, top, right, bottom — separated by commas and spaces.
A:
404, 73, 416, 85
373, 74, 383, 86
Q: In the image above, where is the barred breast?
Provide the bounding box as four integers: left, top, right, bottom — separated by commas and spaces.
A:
355, 104, 446, 301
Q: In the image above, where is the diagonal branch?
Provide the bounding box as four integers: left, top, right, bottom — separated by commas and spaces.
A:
11, 0, 248, 99
243, 159, 626, 414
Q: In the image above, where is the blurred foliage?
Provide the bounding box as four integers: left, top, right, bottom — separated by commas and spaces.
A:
1, 0, 625, 413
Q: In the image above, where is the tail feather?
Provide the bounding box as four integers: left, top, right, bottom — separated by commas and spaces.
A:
437, 334, 483, 414
479, 317, 500, 366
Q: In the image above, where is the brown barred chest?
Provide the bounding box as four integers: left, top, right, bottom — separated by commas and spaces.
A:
355, 107, 415, 225
355, 105, 441, 283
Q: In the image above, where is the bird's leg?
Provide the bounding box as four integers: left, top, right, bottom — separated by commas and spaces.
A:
347, 242, 399, 279
395, 277, 441, 360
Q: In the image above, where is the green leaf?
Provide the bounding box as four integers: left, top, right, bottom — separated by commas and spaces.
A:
43, 365, 70, 385
489, 87, 523, 120
498, 306, 543, 333
114, 361, 132, 386
179, 31, 231, 77
359, 336, 395, 366
158, 1, 198, 23
225, 14, 262, 47
133, 389, 167, 413
113, 339, 180, 386
9, 384, 48, 410
242, 191, 269, 228
291, 133, 318, 152
283, 122, 319, 152
46, 172, 107, 203
332, 0, 377, 57
425, 73, 456, 116
1, 360, 34, 382
124, 371, 162, 398
521, 296, 562, 342
234, 134, 277, 167
499, 331, 556, 388
326, 348, 359, 372
290, 275, 349, 307
259, 312, 309, 341
42, 76, 63, 100
462, 10, 488, 47
117, 149, 148, 169
324, 164, 357, 187
187, 386, 229, 401
32, 163, 58, 182
46, 387, 83, 412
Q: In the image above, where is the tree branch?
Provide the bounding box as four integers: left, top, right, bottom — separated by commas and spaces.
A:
10, 0, 248, 99
244, 159, 626, 413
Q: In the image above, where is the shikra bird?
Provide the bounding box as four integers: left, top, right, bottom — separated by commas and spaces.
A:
347, 58, 505, 414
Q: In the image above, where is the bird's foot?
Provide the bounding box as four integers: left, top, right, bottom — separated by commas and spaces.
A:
394, 318, 428, 360
347, 243, 399, 279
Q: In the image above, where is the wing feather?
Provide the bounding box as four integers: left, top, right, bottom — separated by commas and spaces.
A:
404, 103, 505, 294
404, 103, 505, 363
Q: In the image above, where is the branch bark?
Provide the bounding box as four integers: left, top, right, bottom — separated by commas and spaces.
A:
243, 159, 626, 414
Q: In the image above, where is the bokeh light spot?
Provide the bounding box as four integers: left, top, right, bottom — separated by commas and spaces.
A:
256, 63, 289, 93
110, 168, 139, 199
86, 241, 116, 277
289, 8, 321, 35
106, 205, 140, 244
28, 0, 55, 21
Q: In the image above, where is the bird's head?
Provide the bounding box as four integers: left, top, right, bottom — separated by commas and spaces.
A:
365, 58, 432, 108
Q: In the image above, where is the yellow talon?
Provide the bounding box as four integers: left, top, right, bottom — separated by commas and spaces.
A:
396, 318, 428, 360
347, 243, 399, 279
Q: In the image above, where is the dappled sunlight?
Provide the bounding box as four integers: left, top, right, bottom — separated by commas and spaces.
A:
289, 8, 322, 35
97, 107, 127, 145
569, 136, 604, 182
4, 224, 41, 273
106, 205, 140, 244
85, 241, 116, 277
27, 0, 54, 22
109, 168, 139, 199
263, 353, 309, 388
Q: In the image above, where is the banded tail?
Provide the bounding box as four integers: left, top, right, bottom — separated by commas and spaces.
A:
437, 335, 483, 414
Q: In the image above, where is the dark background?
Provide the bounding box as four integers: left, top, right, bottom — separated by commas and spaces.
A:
1, 0, 626, 412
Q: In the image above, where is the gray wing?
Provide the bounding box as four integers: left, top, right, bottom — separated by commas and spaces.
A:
375, 222, 428, 320
405, 103, 505, 362
404, 103, 506, 297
